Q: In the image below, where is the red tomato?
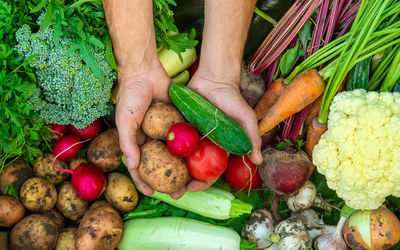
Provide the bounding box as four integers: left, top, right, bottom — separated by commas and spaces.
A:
224, 155, 261, 190
185, 138, 228, 181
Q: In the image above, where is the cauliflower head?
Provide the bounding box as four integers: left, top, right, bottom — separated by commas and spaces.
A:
313, 89, 400, 210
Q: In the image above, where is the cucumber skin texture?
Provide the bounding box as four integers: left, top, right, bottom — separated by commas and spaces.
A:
169, 83, 252, 155
347, 57, 371, 90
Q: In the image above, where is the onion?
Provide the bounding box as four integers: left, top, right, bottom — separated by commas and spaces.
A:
343, 207, 400, 250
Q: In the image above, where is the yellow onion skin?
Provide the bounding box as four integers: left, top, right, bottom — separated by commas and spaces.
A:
343, 207, 400, 250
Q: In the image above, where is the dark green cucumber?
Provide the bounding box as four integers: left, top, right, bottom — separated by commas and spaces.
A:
346, 57, 371, 90
169, 83, 252, 155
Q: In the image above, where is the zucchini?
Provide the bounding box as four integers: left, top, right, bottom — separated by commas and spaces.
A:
118, 217, 241, 250
346, 57, 371, 90
168, 83, 252, 155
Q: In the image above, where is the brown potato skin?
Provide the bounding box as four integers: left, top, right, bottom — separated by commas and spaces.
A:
0, 231, 8, 250
87, 128, 122, 172
0, 195, 25, 227
69, 157, 89, 171
56, 181, 88, 221
105, 173, 138, 213
33, 153, 69, 184
138, 140, 189, 194
76, 205, 123, 250
42, 208, 65, 233
20, 177, 57, 212
142, 102, 185, 140
56, 227, 77, 250
89, 200, 111, 211
10, 214, 58, 250
0, 160, 32, 194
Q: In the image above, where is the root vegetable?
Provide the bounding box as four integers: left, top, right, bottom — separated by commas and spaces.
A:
105, 172, 138, 213
89, 200, 111, 210
69, 118, 103, 139
0, 159, 32, 193
20, 177, 57, 212
142, 102, 185, 140
305, 117, 327, 175
290, 209, 336, 241
167, 122, 200, 157
56, 227, 77, 250
42, 208, 65, 233
33, 153, 69, 184
255, 78, 285, 121
87, 128, 122, 172
138, 140, 189, 194
240, 63, 266, 107
0, 232, 8, 250
52, 135, 83, 162
274, 217, 311, 250
76, 205, 123, 250
0, 195, 25, 227
69, 157, 89, 171
259, 147, 310, 195
10, 214, 58, 250
50, 123, 69, 140
286, 180, 332, 212
224, 155, 261, 190
343, 207, 400, 250
56, 181, 89, 220
241, 209, 276, 249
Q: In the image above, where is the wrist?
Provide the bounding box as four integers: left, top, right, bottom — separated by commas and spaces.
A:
195, 59, 242, 87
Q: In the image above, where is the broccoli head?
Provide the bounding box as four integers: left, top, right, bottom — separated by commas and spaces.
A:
15, 22, 116, 129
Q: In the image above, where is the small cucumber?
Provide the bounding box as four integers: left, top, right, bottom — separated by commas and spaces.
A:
346, 57, 371, 90
168, 83, 252, 155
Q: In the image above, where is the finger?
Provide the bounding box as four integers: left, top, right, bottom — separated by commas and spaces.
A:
186, 178, 217, 192
129, 168, 154, 196
169, 186, 186, 200
237, 111, 263, 165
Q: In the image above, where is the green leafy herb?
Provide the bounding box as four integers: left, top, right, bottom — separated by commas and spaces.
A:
277, 139, 305, 151
4, 182, 20, 200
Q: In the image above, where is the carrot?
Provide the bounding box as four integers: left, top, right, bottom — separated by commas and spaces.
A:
258, 69, 325, 136
305, 95, 322, 127
254, 79, 285, 121
305, 116, 327, 176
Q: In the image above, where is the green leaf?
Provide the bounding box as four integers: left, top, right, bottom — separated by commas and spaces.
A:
279, 43, 300, 76
31, 0, 47, 13
78, 39, 104, 79
54, 12, 62, 47
240, 239, 257, 250
105, 38, 118, 71
4, 181, 20, 200
87, 35, 104, 49
298, 20, 312, 54
39, 1, 54, 31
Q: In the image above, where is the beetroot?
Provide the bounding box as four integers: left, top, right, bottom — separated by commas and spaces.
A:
259, 147, 310, 195
167, 122, 200, 157
70, 164, 106, 201
52, 135, 83, 161
69, 119, 103, 139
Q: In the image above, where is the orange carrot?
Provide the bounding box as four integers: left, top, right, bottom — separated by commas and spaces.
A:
305, 116, 327, 176
258, 69, 325, 136
305, 95, 322, 127
254, 79, 285, 121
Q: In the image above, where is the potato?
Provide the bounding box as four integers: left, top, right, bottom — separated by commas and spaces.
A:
10, 214, 58, 250
105, 173, 138, 213
138, 140, 189, 194
76, 205, 123, 250
0, 160, 32, 193
0, 231, 8, 250
0, 195, 25, 227
56, 181, 88, 221
69, 157, 89, 171
56, 227, 77, 250
89, 200, 111, 211
33, 153, 69, 184
142, 102, 185, 140
42, 208, 65, 233
20, 177, 57, 212
87, 128, 122, 172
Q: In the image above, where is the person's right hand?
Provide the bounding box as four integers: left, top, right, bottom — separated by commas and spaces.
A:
116, 62, 170, 197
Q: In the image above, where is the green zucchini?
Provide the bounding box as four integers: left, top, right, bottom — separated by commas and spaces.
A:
346, 57, 371, 90
169, 83, 252, 155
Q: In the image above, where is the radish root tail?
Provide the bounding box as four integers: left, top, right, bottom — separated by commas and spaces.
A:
52, 139, 91, 174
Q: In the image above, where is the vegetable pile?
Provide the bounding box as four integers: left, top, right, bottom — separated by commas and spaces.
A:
2, 0, 400, 249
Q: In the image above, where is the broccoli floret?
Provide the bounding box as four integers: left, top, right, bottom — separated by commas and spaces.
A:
15, 22, 116, 129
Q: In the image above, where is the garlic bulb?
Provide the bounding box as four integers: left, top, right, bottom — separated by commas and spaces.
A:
287, 181, 316, 212
314, 216, 347, 250
241, 209, 275, 249
274, 217, 312, 250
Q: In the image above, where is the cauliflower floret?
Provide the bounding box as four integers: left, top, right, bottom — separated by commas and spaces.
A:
313, 90, 400, 210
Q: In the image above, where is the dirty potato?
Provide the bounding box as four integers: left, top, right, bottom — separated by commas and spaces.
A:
142, 102, 185, 140
0, 195, 25, 227
76, 205, 123, 250
9, 214, 58, 250
89, 200, 111, 211
20, 177, 57, 212
33, 153, 69, 184
105, 173, 138, 213
56, 227, 77, 250
42, 208, 65, 233
87, 128, 122, 172
0, 160, 32, 193
56, 181, 88, 221
69, 157, 89, 171
138, 140, 189, 194
0, 231, 8, 250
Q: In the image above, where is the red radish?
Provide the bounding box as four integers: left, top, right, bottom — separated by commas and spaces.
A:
167, 122, 200, 157
69, 119, 103, 139
185, 138, 228, 181
259, 147, 310, 195
224, 155, 261, 190
52, 162, 106, 201
49, 123, 68, 136
52, 135, 83, 161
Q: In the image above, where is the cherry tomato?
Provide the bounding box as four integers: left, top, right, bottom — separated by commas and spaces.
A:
185, 138, 228, 181
224, 155, 261, 190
